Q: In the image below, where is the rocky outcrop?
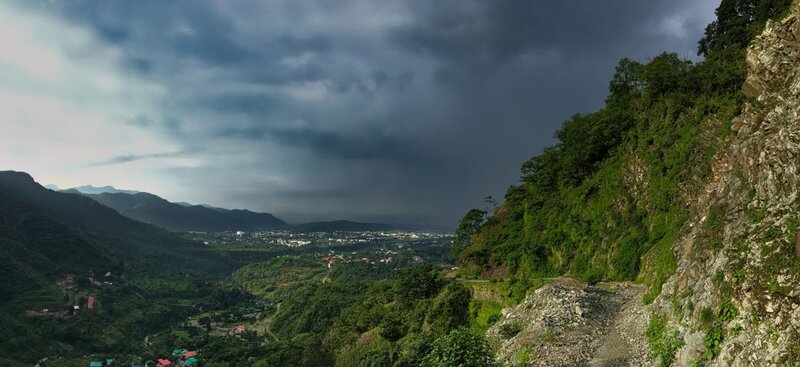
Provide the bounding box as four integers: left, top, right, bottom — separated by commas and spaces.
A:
487, 282, 649, 367
656, 3, 800, 366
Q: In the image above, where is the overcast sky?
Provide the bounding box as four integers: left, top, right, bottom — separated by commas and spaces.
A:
0, 0, 719, 227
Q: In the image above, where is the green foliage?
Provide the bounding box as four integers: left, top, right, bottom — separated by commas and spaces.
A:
698, 206, 726, 250
698, 0, 793, 56
704, 326, 723, 360
701, 301, 739, 361
238, 257, 483, 367
397, 263, 443, 302
514, 346, 535, 366
718, 301, 739, 323
646, 313, 683, 367
231, 256, 326, 297
498, 322, 523, 339
460, 51, 726, 284
468, 299, 503, 331
452, 209, 487, 258
700, 307, 716, 328
639, 233, 678, 304
425, 282, 471, 336
271, 281, 366, 338
335, 334, 394, 367
421, 329, 496, 367
393, 333, 434, 367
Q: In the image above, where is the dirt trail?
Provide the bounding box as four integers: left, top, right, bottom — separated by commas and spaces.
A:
487, 281, 651, 367
587, 284, 649, 367
259, 303, 281, 342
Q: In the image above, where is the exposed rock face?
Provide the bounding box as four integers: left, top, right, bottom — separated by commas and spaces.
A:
489, 3, 800, 366
657, 3, 800, 366
487, 282, 649, 367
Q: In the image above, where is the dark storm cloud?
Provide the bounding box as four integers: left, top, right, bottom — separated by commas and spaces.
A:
91, 151, 185, 166
269, 128, 412, 161
217, 124, 418, 161
395, 1, 700, 60
27, 0, 719, 227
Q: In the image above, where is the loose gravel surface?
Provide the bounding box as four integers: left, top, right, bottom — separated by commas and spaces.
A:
487, 280, 651, 367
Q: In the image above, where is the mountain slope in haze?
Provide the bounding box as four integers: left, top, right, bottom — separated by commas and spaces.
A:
71, 184, 139, 195
0, 171, 228, 274
82, 191, 289, 232
0, 189, 110, 308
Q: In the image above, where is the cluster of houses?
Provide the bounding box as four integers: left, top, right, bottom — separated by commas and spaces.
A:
153, 348, 200, 366
88, 359, 114, 367
317, 250, 424, 268
318, 252, 381, 267
89, 349, 199, 367
30, 271, 121, 318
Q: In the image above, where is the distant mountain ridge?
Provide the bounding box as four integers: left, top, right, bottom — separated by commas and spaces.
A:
64, 184, 408, 232
76, 191, 289, 232
70, 185, 139, 195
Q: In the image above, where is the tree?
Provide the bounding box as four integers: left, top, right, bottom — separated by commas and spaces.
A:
394, 333, 433, 367
451, 209, 486, 258
397, 262, 441, 302
483, 196, 499, 211
334, 335, 393, 367
698, 0, 792, 56
421, 329, 496, 367
425, 282, 471, 336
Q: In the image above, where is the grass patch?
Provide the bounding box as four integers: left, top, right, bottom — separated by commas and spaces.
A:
639, 235, 678, 304
469, 299, 504, 331
646, 313, 683, 367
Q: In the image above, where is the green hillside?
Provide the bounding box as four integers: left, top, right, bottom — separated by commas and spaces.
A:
454, 0, 793, 303
0, 171, 240, 275
0, 171, 242, 365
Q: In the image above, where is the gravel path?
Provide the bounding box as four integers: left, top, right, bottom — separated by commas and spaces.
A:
487, 280, 652, 367
587, 284, 650, 367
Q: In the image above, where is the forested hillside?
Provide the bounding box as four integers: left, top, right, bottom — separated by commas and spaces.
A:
455, 0, 794, 304
0, 171, 238, 366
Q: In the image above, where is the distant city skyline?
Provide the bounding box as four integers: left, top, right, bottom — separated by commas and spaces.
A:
0, 0, 718, 227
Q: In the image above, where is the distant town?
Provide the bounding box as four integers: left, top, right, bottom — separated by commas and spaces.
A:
192, 229, 450, 249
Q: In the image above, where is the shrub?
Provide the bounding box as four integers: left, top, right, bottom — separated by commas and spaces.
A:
646, 313, 683, 367
498, 322, 523, 339
421, 328, 496, 367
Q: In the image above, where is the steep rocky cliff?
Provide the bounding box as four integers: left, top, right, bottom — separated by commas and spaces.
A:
479, 2, 800, 366
655, 3, 800, 366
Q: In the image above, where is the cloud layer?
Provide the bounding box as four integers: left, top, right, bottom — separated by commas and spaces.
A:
1, 0, 718, 226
